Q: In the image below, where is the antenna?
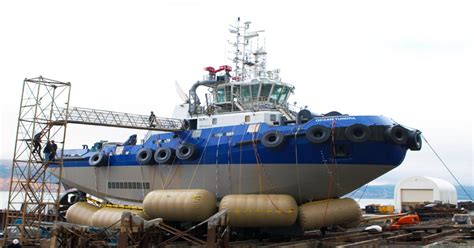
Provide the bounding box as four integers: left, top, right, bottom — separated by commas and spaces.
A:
228, 18, 267, 82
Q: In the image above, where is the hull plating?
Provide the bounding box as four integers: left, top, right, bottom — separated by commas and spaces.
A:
56, 163, 396, 204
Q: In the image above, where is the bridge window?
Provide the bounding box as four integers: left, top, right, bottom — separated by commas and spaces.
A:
212, 118, 217, 124
225, 86, 231, 102
270, 85, 283, 103
241, 85, 251, 102
251, 84, 260, 98
278, 87, 290, 104
232, 85, 240, 101
216, 88, 225, 103
260, 83, 272, 100
245, 115, 250, 122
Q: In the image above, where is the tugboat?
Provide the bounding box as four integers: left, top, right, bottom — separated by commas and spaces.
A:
58, 19, 422, 208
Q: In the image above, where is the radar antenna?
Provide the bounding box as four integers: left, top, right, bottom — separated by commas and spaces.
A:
229, 18, 266, 82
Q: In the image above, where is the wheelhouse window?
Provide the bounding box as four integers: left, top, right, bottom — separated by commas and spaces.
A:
251, 84, 260, 99
278, 86, 290, 104
216, 88, 225, 103
270, 85, 283, 103
241, 85, 251, 102
225, 86, 231, 102
260, 83, 272, 100
232, 85, 240, 102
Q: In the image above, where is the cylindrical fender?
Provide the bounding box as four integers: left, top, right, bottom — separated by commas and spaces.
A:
345, 124, 371, 143
306, 125, 331, 144
154, 147, 175, 164
89, 152, 108, 167
384, 125, 408, 145
136, 148, 154, 165
261, 130, 285, 148
176, 143, 197, 160
407, 130, 422, 150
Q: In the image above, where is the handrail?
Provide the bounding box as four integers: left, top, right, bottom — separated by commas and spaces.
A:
52, 107, 184, 132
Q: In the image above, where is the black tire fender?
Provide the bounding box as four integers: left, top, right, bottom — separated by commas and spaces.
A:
89, 152, 108, 167
306, 125, 331, 144
407, 130, 422, 150
136, 148, 154, 165
176, 143, 197, 160
384, 125, 408, 145
345, 124, 371, 143
154, 147, 175, 164
261, 130, 285, 148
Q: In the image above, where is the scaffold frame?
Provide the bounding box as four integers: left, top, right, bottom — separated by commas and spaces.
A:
3, 76, 71, 246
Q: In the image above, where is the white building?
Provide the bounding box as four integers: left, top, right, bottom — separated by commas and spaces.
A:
394, 176, 457, 212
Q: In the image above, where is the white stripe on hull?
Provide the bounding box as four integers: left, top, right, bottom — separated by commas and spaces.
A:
53, 163, 395, 204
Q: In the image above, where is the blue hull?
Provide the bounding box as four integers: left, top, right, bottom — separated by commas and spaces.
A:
63, 115, 408, 168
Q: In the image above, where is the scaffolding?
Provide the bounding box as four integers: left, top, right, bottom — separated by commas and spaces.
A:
2, 77, 186, 246
3, 77, 71, 246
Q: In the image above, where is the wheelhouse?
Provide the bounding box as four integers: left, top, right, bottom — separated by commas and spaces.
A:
212, 79, 294, 113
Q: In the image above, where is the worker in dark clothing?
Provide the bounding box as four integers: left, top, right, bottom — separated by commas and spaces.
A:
50, 140, 58, 161
149, 111, 156, 128
43, 141, 52, 162
32, 132, 42, 159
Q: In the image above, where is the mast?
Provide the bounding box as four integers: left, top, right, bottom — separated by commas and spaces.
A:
229, 18, 266, 82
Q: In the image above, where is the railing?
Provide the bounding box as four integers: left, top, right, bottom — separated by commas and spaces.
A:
53, 107, 184, 132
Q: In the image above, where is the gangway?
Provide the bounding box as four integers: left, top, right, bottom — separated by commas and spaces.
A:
53, 107, 184, 131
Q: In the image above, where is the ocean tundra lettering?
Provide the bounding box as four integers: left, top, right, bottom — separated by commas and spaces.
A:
313, 116, 357, 122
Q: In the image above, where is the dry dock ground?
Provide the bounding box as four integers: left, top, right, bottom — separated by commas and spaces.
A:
1, 211, 473, 247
